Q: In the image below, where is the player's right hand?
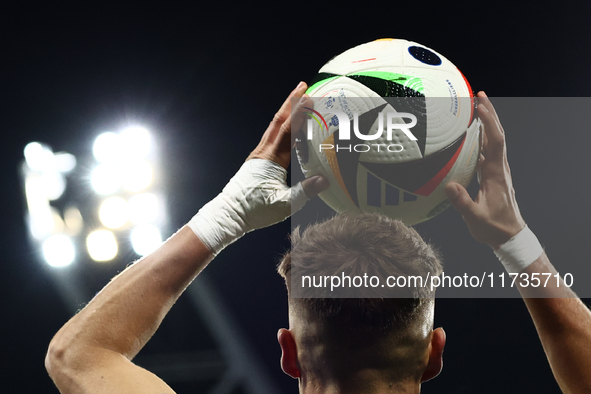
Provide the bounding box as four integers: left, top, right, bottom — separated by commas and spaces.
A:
445, 91, 526, 250
247, 81, 329, 198
188, 82, 329, 255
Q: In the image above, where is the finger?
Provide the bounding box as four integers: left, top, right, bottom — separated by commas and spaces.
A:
273, 91, 311, 167
291, 95, 312, 166
301, 175, 329, 198
476, 153, 485, 184
290, 94, 313, 147
248, 82, 308, 167
270, 81, 308, 135
445, 182, 480, 222
264, 82, 308, 146
476, 96, 505, 163
476, 91, 501, 126
294, 133, 309, 165
481, 121, 488, 151
290, 176, 330, 214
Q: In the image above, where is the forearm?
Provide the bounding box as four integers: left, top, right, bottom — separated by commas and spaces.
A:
47, 226, 213, 365
517, 254, 591, 394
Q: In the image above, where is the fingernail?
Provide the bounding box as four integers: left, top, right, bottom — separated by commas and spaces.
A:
296, 81, 305, 90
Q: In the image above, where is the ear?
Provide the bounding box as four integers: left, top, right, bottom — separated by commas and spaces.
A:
421, 327, 446, 382
277, 328, 300, 379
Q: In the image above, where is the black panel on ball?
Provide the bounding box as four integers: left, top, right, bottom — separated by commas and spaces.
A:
408, 45, 442, 66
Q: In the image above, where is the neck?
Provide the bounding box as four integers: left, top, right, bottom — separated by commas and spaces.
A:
298, 371, 421, 394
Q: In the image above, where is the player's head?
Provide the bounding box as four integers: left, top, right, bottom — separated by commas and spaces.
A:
277, 213, 445, 390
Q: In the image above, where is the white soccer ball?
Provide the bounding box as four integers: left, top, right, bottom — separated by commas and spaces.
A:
299, 38, 482, 225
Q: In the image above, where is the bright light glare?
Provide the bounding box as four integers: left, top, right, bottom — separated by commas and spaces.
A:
54, 152, 77, 173
93, 132, 122, 163
120, 126, 151, 158
64, 206, 84, 236
25, 174, 55, 240
24, 143, 77, 174
42, 171, 66, 201
50, 207, 65, 233
86, 230, 118, 262
128, 193, 159, 225
24, 142, 54, 172
121, 160, 153, 192
42, 234, 75, 267
130, 225, 162, 256
91, 164, 121, 195
99, 197, 128, 229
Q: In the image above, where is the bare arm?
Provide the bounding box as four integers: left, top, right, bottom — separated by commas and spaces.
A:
45, 82, 327, 393
45, 227, 211, 394
446, 92, 591, 394
518, 256, 591, 393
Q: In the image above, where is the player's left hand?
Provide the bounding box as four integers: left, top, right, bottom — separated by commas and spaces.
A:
445, 91, 525, 249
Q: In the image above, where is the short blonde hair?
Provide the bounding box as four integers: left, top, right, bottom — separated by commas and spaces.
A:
278, 213, 443, 333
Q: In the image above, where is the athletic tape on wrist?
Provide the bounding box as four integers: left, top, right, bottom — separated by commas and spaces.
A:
188, 159, 309, 255
494, 225, 544, 274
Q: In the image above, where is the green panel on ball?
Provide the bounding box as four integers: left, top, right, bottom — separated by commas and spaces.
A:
306, 73, 341, 95
348, 71, 425, 94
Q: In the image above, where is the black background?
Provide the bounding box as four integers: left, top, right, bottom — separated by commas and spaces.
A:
2, 2, 590, 393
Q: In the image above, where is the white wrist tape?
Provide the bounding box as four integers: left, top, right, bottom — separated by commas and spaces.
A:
188, 159, 309, 255
494, 225, 544, 274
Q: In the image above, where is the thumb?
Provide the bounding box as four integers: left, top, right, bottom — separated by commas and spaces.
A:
445, 182, 478, 220
289, 176, 330, 214
301, 175, 330, 199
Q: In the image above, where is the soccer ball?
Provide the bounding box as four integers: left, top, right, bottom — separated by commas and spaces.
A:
298, 38, 482, 225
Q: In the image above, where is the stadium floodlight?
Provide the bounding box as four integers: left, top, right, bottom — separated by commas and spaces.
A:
24, 142, 53, 172
86, 230, 119, 262
41, 171, 67, 201
128, 193, 160, 225
63, 206, 84, 236
42, 234, 76, 267
93, 132, 122, 163
121, 159, 153, 192
24, 142, 74, 202
25, 174, 57, 240
130, 224, 162, 256
91, 163, 122, 195
23, 125, 167, 268
23, 143, 78, 248
99, 197, 129, 229
25, 142, 76, 173
53, 152, 77, 173
120, 126, 151, 158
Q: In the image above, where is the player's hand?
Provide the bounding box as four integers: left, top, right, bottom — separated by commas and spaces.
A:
247, 81, 328, 198
445, 92, 525, 249
188, 82, 329, 255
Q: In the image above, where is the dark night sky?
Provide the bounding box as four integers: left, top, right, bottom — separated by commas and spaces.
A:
2, 2, 591, 393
